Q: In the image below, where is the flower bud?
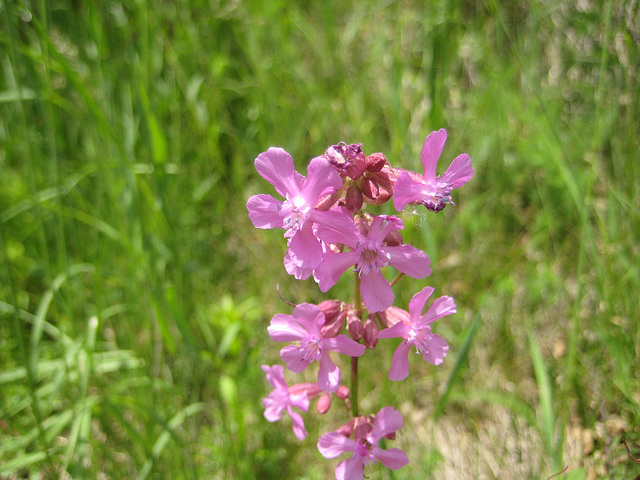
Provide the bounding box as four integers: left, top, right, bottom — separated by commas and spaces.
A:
369, 164, 398, 192
336, 418, 355, 437
318, 300, 342, 323
383, 229, 403, 246
377, 306, 410, 328
345, 182, 363, 212
365, 152, 387, 172
335, 385, 350, 399
347, 311, 364, 340
361, 177, 379, 201
316, 392, 332, 414
321, 308, 347, 338
288, 382, 322, 400
363, 315, 379, 349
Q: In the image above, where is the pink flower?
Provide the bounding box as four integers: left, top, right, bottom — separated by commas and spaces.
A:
268, 303, 366, 392
246, 147, 352, 270
393, 129, 473, 212
261, 364, 310, 440
315, 215, 431, 312
377, 286, 454, 381
317, 406, 409, 480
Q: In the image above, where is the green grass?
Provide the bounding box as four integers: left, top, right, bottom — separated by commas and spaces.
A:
1, 0, 639, 478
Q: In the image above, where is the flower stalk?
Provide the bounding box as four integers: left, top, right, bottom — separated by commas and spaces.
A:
247, 130, 474, 480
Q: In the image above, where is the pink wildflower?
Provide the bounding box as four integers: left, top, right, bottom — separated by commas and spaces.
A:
317, 406, 409, 480
377, 286, 454, 381
246, 147, 352, 271
261, 364, 310, 440
268, 303, 366, 392
393, 129, 473, 212
315, 215, 431, 312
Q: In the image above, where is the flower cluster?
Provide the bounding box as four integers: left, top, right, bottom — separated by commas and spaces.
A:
247, 129, 473, 479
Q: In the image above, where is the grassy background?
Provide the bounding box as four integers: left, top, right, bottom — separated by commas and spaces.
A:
1, 0, 639, 478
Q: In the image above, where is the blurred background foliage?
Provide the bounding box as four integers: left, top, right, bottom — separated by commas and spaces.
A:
0, 0, 638, 478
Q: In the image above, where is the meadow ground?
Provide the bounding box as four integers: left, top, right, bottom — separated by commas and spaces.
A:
1, 1, 639, 478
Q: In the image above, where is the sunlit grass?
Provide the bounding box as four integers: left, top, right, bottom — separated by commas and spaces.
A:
1, 0, 638, 478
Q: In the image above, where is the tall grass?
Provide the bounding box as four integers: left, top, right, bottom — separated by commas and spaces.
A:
1, 0, 638, 478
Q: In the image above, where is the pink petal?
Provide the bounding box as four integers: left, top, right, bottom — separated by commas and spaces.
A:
370, 406, 404, 440
440, 153, 473, 189
318, 351, 341, 392
388, 341, 412, 381
292, 303, 324, 336
324, 335, 366, 357
312, 210, 360, 246
376, 322, 411, 340
367, 215, 403, 246
420, 129, 447, 180
263, 399, 284, 422
315, 219, 360, 248
408, 286, 435, 321
385, 245, 432, 279
268, 314, 306, 342
304, 156, 343, 203
246, 194, 284, 229
254, 147, 300, 198
419, 332, 449, 365
261, 364, 287, 390
315, 250, 360, 292
287, 223, 323, 269
284, 249, 313, 280
376, 448, 409, 470
288, 391, 310, 412
335, 458, 364, 480
392, 172, 424, 211
280, 345, 311, 373
360, 271, 394, 313
287, 406, 308, 440
421, 295, 456, 325
318, 431, 358, 459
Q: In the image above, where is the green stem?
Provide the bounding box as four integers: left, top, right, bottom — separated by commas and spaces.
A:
351, 273, 362, 417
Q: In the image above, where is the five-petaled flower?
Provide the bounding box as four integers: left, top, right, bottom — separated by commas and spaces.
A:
393, 129, 474, 212
268, 303, 366, 392
315, 215, 431, 312
317, 406, 409, 480
246, 147, 353, 275
377, 286, 454, 381
261, 364, 311, 440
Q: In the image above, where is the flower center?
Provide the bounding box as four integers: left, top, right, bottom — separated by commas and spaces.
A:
353, 235, 391, 278
279, 195, 310, 232
407, 325, 432, 354
300, 337, 322, 362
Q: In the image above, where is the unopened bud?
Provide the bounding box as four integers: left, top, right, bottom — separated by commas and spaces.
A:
363, 315, 379, 349
336, 385, 350, 399
316, 392, 332, 414
369, 164, 398, 192
365, 152, 387, 172
321, 308, 347, 338
383, 229, 403, 246
377, 306, 410, 328
288, 382, 322, 400
318, 300, 342, 323
347, 311, 364, 340
361, 177, 379, 201
345, 183, 363, 212
336, 418, 355, 437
